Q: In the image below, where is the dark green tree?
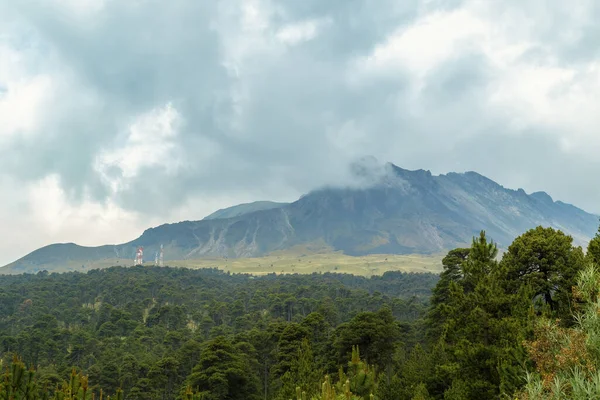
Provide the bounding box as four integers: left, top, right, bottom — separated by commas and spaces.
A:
185, 336, 261, 400
426, 248, 470, 339
148, 356, 180, 400
276, 339, 322, 400
334, 306, 401, 372
273, 324, 310, 379
501, 226, 585, 320
428, 231, 531, 399
337, 346, 378, 398
586, 221, 600, 265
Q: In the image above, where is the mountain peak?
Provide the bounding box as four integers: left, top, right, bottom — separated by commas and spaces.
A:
348, 156, 387, 181
531, 191, 554, 204
387, 163, 432, 176
3, 164, 599, 273
203, 201, 288, 220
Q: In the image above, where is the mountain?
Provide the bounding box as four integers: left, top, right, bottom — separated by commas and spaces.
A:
203, 201, 288, 220
3, 163, 598, 273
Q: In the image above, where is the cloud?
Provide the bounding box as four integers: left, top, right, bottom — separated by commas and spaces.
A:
276, 18, 332, 46
1, 0, 600, 263
94, 102, 184, 198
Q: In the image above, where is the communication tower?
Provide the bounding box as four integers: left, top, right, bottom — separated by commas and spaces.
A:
134, 246, 144, 265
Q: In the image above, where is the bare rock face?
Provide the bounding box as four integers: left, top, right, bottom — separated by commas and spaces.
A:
4, 163, 598, 272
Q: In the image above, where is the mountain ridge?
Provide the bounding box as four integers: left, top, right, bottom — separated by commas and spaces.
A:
3, 163, 598, 273
203, 201, 288, 220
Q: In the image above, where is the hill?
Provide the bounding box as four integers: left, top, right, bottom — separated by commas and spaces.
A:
2, 162, 598, 273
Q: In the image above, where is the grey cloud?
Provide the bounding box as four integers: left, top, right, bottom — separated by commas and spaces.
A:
486, 1, 600, 65
1, 0, 600, 220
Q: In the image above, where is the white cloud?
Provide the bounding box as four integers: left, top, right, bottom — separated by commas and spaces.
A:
0, 41, 54, 140
0, 171, 249, 265
276, 18, 330, 45
0, 74, 52, 139
26, 174, 138, 240
50, 0, 108, 18
216, 0, 278, 75
353, 1, 600, 154
361, 9, 487, 76
95, 102, 183, 194
0, 174, 143, 265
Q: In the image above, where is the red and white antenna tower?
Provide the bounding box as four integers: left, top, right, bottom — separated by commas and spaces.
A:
159, 244, 164, 267
135, 246, 144, 265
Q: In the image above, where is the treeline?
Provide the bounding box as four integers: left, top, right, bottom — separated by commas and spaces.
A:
0, 265, 435, 399
2, 225, 600, 399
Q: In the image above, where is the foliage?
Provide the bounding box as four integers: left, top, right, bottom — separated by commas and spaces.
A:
516, 264, 600, 399
337, 346, 377, 398
0, 266, 433, 400
424, 231, 534, 399
3, 223, 600, 399
587, 223, 600, 265
501, 226, 585, 322
426, 248, 469, 340
334, 306, 400, 372
290, 347, 375, 400
185, 336, 261, 400
0, 355, 123, 399
278, 339, 322, 400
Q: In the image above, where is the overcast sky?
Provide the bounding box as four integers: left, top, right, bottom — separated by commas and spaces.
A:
1, 0, 599, 265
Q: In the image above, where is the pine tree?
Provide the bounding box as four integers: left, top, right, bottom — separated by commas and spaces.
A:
426, 247, 470, 339
0, 355, 129, 400
586, 221, 600, 265
516, 264, 600, 399
427, 231, 532, 399
185, 336, 261, 400
501, 226, 585, 321
278, 339, 322, 400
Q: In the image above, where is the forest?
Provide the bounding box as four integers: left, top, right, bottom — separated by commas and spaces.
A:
2, 225, 600, 399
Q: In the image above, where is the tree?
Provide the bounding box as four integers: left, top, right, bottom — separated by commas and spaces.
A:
277, 339, 322, 400
462, 231, 498, 292
335, 306, 401, 371
586, 222, 600, 265
427, 248, 470, 339
339, 346, 378, 398
148, 356, 180, 400
273, 324, 310, 379
429, 231, 531, 399
185, 336, 261, 400
0, 262, 435, 400
516, 264, 600, 399
0, 355, 124, 400
501, 226, 585, 320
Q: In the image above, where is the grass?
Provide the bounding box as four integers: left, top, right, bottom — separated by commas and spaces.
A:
1, 250, 443, 277
172, 252, 443, 276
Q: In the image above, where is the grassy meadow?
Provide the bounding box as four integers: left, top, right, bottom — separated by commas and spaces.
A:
0, 250, 444, 276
